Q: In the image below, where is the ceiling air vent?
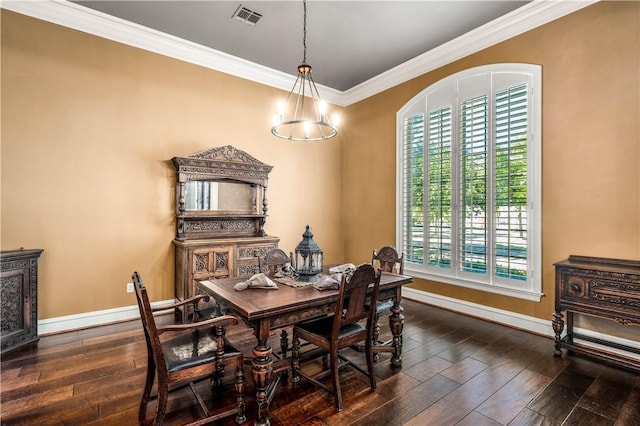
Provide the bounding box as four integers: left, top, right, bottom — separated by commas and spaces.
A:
232, 5, 262, 26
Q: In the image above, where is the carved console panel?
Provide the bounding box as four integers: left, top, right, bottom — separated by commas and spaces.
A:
1, 249, 44, 354
553, 255, 640, 372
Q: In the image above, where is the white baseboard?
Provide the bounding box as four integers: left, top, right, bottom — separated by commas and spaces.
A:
402, 287, 640, 360
39, 288, 640, 363
37, 299, 175, 335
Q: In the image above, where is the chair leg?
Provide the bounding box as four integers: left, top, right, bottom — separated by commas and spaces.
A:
372, 313, 381, 362
139, 357, 155, 424
365, 335, 377, 391
291, 334, 301, 383
234, 359, 247, 424
210, 370, 223, 391
330, 352, 343, 411
280, 329, 289, 358
153, 381, 169, 426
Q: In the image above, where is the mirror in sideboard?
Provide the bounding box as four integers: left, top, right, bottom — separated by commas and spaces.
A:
171, 145, 273, 240
184, 181, 258, 212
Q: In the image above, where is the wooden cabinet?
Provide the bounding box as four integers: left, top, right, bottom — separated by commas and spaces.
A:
174, 236, 279, 301
1, 249, 44, 354
171, 146, 279, 320
553, 255, 640, 372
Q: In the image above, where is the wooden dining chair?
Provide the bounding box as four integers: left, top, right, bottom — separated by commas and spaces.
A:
290, 263, 382, 411
258, 248, 293, 278
371, 246, 404, 275
367, 246, 405, 359
133, 271, 246, 425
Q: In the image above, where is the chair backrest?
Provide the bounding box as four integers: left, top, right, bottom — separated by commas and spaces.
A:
333, 263, 381, 336
371, 246, 404, 274
258, 248, 292, 277
132, 271, 166, 375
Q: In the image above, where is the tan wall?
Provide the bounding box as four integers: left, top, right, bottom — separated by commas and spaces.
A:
2, 1, 639, 340
1, 10, 344, 318
343, 1, 640, 338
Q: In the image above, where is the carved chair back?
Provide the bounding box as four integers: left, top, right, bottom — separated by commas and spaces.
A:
258, 248, 292, 278
334, 263, 381, 337
371, 246, 404, 274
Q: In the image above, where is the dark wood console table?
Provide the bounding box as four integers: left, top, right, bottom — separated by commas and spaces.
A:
552, 255, 640, 372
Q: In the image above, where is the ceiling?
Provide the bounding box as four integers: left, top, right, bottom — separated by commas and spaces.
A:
72, 1, 530, 92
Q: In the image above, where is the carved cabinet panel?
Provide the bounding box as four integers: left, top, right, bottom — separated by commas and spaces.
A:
192, 246, 234, 281
174, 236, 279, 319
1, 249, 44, 354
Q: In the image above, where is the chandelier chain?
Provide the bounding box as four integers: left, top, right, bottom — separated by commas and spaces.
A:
302, 0, 307, 64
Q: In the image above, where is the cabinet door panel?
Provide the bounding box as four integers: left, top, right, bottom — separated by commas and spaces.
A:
192, 246, 233, 278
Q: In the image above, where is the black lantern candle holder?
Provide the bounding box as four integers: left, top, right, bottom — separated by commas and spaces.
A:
293, 225, 323, 282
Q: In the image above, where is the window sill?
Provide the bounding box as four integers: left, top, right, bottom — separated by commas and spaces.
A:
405, 266, 543, 302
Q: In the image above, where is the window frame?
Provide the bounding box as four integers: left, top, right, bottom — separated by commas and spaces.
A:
396, 64, 542, 301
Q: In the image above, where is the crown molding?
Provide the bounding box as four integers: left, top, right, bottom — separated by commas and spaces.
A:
2, 0, 597, 107
342, 0, 599, 105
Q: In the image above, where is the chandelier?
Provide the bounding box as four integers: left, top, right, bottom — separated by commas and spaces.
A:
271, 0, 339, 141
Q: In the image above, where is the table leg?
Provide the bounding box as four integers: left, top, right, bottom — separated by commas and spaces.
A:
552, 310, 564, 356
389, 302, 404, 367
252, 324, 273, 426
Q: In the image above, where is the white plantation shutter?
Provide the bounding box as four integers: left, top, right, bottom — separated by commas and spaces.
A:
427, 106, 453, 269
397, 64, 541, 301
459, 95, 488, 275
402, 113, 425, 264
494, 84, 528, 282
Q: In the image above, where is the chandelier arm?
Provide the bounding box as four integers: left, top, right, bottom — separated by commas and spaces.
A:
307, 77, 324, 122
293, 76, 306, 137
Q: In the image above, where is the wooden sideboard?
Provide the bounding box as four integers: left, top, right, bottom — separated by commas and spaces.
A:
553, 255, 640, 372
1, 249, 44, 354
170, 146, 280, 321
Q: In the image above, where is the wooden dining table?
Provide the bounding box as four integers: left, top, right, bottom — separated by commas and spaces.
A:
197, 271, 413, 426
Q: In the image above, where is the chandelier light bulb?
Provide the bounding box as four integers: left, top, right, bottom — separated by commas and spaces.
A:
318, 100, 327, 117
332, 113, 340, 128
277, 101, 286, 116
304, 120, 311, 138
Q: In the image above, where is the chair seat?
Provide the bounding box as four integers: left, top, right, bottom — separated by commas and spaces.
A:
195, 306, 218, 321
162, 332, 242, 373
296, 316, 366, 342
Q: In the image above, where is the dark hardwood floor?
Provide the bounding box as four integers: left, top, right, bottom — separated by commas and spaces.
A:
1, 299, 639, 425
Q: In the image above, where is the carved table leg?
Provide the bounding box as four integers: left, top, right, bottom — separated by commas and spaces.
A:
389, 302, 405, 367
252, 343, 273, 426
552, 310, 565, 357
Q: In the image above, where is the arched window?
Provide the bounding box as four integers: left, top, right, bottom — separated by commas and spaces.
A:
396, 64, 542, 301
